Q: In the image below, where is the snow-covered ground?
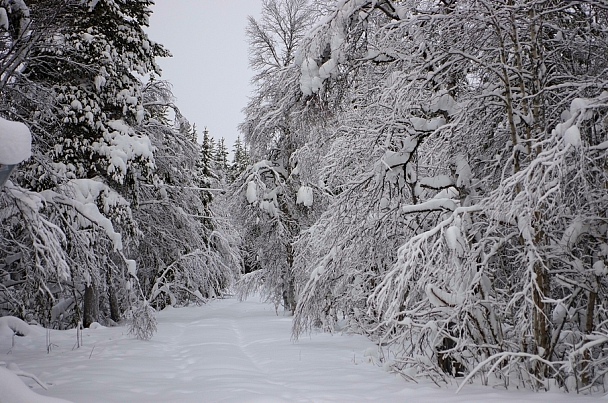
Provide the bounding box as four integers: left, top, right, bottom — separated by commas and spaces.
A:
0, 296, 605, 402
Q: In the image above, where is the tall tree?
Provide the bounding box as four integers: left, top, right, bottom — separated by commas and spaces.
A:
233, 0, 320, 313
214, 137, 229, 177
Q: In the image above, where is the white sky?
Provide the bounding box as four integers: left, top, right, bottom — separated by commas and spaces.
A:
147, 1, 263, 153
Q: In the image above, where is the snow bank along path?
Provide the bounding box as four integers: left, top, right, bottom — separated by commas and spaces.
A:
1, 297, 603, 402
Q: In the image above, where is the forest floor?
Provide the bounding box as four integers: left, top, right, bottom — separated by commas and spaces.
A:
0, 296, 604, 402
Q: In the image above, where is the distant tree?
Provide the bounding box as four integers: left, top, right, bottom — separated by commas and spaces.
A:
198, 127, 214, 174
215, 137, 229, 168
134, 81, 239, 309
229, 136, 249, 182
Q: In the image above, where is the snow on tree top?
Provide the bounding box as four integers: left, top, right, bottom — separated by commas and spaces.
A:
0, 117, 32, 165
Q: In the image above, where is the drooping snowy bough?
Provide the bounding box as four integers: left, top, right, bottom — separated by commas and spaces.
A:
287, 0, 608, 394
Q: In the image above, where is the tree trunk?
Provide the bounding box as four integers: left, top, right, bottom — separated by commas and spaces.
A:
532, 263, 550, 355
107, 271, 120, 323
282, 243, 297, 313
532, 212, 550, 380
582, 275, 598, 386
83, 283, 99, 328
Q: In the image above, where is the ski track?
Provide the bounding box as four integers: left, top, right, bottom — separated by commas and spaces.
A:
1, 297, 603, 403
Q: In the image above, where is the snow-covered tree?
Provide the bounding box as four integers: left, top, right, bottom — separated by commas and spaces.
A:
289, 0, 608, 393
213, 137, 228, 177
0, 0, 239, 340
232, 0, 324, 313
228, 136, 249, 183
0, 0, 166, 330
133, 81, 240, 309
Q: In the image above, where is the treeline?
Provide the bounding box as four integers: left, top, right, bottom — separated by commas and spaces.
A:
234, 0, 608, 393
0, 0, 244, 338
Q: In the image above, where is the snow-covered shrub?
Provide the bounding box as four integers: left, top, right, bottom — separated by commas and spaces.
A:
128, 300, 157, 341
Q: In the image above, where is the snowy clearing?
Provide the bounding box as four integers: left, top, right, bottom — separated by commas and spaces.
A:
1, 297, 604, 402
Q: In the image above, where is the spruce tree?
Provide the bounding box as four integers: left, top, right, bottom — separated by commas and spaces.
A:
198, 128, 216, 182
214, 137, 229, 181
229, 136, 249, 182
0, 0, 167, 331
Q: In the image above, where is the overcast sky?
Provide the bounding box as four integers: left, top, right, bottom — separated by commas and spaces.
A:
147, 1, 263, 152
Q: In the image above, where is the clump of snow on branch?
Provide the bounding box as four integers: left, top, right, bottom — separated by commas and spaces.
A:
241, 160, 288, 218
246, 181, 258, 204
0, 117, 31, 165
43, 179, 129, 251
94, 120, 155, 183
296, 186, 313, 207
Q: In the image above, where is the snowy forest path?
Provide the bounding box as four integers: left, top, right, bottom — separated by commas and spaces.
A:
4, 296, 597, 402
4, 296, 411, 402
148, 297, 410, 401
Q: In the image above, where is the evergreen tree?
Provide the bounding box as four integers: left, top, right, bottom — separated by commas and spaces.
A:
193, 127, 216, 209
0, 0, 241, 339
190, 123, 199, 144
0, 0, 168, 331
229, 136, 249, 182
216, 137, 229, 170
214, 137, 230, 181
199, 127, 216, 182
